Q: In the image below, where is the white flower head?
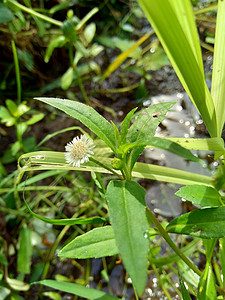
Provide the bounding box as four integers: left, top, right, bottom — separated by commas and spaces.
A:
64, 134, 95, 167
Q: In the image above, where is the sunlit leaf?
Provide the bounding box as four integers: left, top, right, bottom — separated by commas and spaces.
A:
34, 280, 120, 300
106, 180, 149, 295
59, 226, 118, 259
167, 206, 225, 238
35, 98, 116, 153
175, 185, 222, 207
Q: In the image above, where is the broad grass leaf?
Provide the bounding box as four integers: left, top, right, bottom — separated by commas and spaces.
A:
106, 180, 149, 295
137, 0, 217, 137
176, 185, 221, 207
211, 0, 225, 137
58, 226, 118, 259
35, 98, 116, 152
167, 206, 225, 238
34, 280, 120, 300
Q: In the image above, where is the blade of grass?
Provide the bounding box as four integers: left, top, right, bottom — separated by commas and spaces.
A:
211, 0, 225, 137
100, 32, 153, 81
137, 0, 217, 137
18, 151, 213, 187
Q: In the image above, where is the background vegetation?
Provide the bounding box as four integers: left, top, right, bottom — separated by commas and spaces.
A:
0, 0, 221, 299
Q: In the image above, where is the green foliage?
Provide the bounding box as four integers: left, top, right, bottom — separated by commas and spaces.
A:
167, 206, 225, 238
17, 226, 32, 274
2, 0, 225, 298
59, 226, 118, 259
106, 180, 149, 295
33, 280, 120, 300
176, 185, 222, 207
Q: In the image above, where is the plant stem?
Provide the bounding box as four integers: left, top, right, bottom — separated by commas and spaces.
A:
38, 221, 73, 295
151, 264, 172, 300
147, 207, 202, 277
68, 45, 90, 105
147, 207, 225, 296
11, 40, 21, 105
8, 0, 62, 27
89, 157, 123, 179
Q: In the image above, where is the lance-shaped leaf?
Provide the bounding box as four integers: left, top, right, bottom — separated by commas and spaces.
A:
211, 0, 225, 137
34, 280, 120, 300
176, 185, 222, 207
127, 101, 175, 143
24, 197, 108, 225
35, 98, 116, 153
126, 101, 175, 171
58, 226, 118, 259
137, 0, 217, 137
106, 180, 149, 295
167, 206, 225, 238
119, 137, 203, 164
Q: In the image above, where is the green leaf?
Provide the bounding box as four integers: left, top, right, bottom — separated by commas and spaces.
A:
120, 137, 203, 164
0, 4, 14, 23
26, 113, 45, 125
16, 103, 30, 117
44, 36, 67, 63
137, 0, 217, 137
0, 286, 10, 299
126, 101, 175, 171
58, 226, 118, 259
127, 102, 176, 143
100, 33, 151, 81
17, 122, 28, 137
17, 226, 32, 274
61, 67, 74, 90
34, 280, 120, 300
6, 99, 18, 117
211, 0, 225, 137
6, 277, 30, 291
106, 180, 149, 295
24, 197, 108, 225
0, 106, 15, 126
176, 185, 222, 207
197, 263, 217, 300
178, 273, 192, 300
35, 98, 116, 153
83, 22, 96, 44
120, 107, 138, 144
62, 19, 77, 43
167, 206, 225, 238
219, 238, 225, 285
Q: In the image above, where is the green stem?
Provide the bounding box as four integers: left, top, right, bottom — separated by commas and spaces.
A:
68, 45, 90, 105
38, 222, 73, 295
147, 207, 202, 277
11, 40, 21, 105
89, 157, 123, 179
147, 207, 225, 296
8, 0, 62, 27
151, 264, 172, 300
